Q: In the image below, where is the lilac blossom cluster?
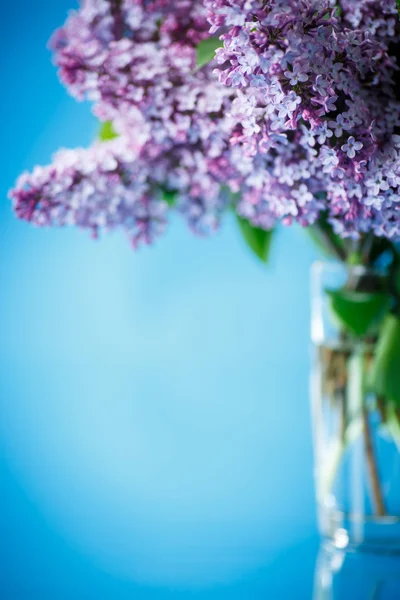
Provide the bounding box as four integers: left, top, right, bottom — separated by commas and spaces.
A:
9, 137, 169, 248
50, 0, 213, 139
206, 0, 400, 238
341, 0, 399, 39
11, 0, 244, 245
10, 0, 400, 249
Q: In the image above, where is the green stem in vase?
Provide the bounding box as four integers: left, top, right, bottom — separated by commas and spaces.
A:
345, 342, 387, 518
376, 395, 387, 426
362, 405, 387, 517
319, 339, 387, 517
318, 349, 363, 501
319, 389, 347, 501
312, 231, 400, 514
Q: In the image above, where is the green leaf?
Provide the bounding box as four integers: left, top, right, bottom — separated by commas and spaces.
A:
347, 251, 363, 266
161, 189, 177, 207
370, 314, 400, 407
327, 289, 390, 337
99, 121, 118, 141
236, 215, 274, 263
386, 403, 400, 451
397, 0, 400, 18
196, 37, 223, 68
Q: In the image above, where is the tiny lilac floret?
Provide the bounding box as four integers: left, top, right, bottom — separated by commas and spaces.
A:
341, 136, 364, 159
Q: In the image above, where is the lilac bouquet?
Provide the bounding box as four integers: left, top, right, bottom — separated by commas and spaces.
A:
11, 0, 400, 248
9, 0, 400, 549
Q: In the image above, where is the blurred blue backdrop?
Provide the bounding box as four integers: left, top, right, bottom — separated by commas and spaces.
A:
1, 2, 320, 598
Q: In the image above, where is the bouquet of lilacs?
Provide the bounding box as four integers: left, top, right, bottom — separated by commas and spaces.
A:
9, 0, 400, 529
11, 0, 400, 250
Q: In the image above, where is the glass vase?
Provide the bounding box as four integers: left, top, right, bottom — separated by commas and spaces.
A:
314, 543, 400, 599
311, 261, 400, 552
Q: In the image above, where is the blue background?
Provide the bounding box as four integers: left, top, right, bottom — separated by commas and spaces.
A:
0, 2, 327, 597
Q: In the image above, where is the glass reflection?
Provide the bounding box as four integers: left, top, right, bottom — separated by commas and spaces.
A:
314, 544, 400, 599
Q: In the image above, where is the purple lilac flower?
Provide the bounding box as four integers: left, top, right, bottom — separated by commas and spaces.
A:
50, 0, 225, 146
12, 0, 245, 241
341, 0, 399, 40
9, 137, 169, 248
341, 137, 364, 160
206, 0, 400, 239
9, 0, 400, 246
